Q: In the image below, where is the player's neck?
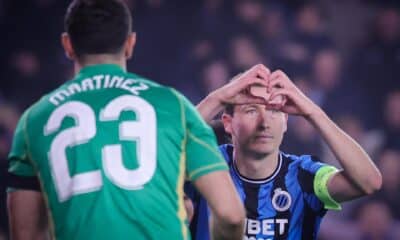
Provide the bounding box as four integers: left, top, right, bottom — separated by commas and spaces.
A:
233, 149, 280, 180
74, 54, 127, 74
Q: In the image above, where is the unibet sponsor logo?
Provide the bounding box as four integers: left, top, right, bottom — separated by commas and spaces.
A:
244, 218, 288, 240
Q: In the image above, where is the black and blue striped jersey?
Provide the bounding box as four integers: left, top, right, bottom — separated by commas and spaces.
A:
186, 144, 338, 240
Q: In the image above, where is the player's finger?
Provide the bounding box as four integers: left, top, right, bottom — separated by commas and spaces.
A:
242, 64, 268, 80
234, 76, 266, 93
230, 70, 255, 88
259, 64, 271, 75
270, 69, 286, 80
268, 77, 285, 91
265, 103, 283, 111
235, 94, 267, 105
268, 71, 280, 92
241, 64, 261, 78
269, 70, 289, 87
256, 65, 271, 81
248, 76, 268, 87
231, 72, 243, 81
269, 88, 293, 103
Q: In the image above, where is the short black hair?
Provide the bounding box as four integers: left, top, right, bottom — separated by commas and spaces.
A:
224, 104, 234, 116
210, 120, 231, 144
64, 0, 132, 57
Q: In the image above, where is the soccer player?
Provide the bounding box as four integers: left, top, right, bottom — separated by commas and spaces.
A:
188, 64, 382, 240
6, 1, 245, 239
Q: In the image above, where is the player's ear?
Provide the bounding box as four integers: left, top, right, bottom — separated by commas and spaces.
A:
61, 32, 77, 61
283, 113, 288, 133
221, 113, 233, 134
125, 32, 136, 59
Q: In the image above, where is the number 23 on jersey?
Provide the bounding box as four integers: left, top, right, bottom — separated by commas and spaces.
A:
44, 95, 157, 202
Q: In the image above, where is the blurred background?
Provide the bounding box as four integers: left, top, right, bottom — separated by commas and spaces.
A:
1, 0, 400, 239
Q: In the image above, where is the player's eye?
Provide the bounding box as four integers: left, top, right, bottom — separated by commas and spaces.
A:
245, 109, 257, 115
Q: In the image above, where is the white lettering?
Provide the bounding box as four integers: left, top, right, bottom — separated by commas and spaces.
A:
244, 218, 288, 237
243, 237, 256, 240
82, 78, 94, 91
49, 90, 70, 106
276, 219, 288, 235
243, 237, 272, 240
121, 79, 134, 91
103, 75, 111, 88
48, 75, 150, 106
93, 75, 104, 89
67, 83, 82, 95
130, 82, 149, 95
262, 219, 274, 236
247, 219, 260, 235
109, 76, 124, 88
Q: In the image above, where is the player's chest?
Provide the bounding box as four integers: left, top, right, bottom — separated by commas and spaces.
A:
233, 179, 305, 239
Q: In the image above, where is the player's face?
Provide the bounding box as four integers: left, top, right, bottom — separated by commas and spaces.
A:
223, 104, 287, 157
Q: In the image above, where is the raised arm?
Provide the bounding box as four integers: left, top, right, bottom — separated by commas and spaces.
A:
306, 107, 382, 201
268, 70, 382, 202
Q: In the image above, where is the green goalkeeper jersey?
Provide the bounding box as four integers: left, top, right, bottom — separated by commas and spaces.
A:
8, 64, 228, 240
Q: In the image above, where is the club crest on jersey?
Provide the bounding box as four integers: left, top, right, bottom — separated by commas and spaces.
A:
272, 188, 291, 212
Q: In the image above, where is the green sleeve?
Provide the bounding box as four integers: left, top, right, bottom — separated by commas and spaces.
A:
314, 165, 342, 210
8, 109, 35, 177
174, 91, 228, 181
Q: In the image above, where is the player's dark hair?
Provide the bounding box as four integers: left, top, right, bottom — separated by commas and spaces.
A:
64, 0, 132, 57
210, 120, 231, 144
224, 104, 234, 116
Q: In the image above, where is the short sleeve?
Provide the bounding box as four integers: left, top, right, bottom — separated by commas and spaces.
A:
297, 155, 341, 212
8, 108, 40, 191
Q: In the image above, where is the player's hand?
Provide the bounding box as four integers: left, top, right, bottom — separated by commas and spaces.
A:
267, 70, 319, 117
184, 194, 194, 223
211, 64, 270, 106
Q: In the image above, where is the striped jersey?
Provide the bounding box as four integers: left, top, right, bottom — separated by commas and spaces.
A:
187, 144, 338, 240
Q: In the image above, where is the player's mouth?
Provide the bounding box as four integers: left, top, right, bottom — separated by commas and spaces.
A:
254, 134, 273, 142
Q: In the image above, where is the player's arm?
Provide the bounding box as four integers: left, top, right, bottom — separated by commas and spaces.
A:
268, 70, 382, 203
193, 171, 245, 240
7, 108, 49, 240
7, 173, 47, 240
307, 108, 381, 202
176, 90, 245, 240
197, 64, 270, 122
8, 190, 48, 240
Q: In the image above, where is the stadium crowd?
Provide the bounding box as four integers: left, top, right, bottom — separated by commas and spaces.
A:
1, 0, 400, 239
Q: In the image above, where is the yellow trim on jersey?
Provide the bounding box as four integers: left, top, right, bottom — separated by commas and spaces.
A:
188, 162, 228, 180
187, 131, 225, 161
23, 106, 57, 240
177, 147, 188, 240
314, 165, 342, 211
172, 88, 189, 240
171, 88, 187, 136
186, 131, 226, 181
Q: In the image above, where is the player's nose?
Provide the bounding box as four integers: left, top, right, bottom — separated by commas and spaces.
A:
258, 110, 272, 128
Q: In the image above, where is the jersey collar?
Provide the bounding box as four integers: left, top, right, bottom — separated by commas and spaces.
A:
232, 152, 283, 184
78, 64, 125, 75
